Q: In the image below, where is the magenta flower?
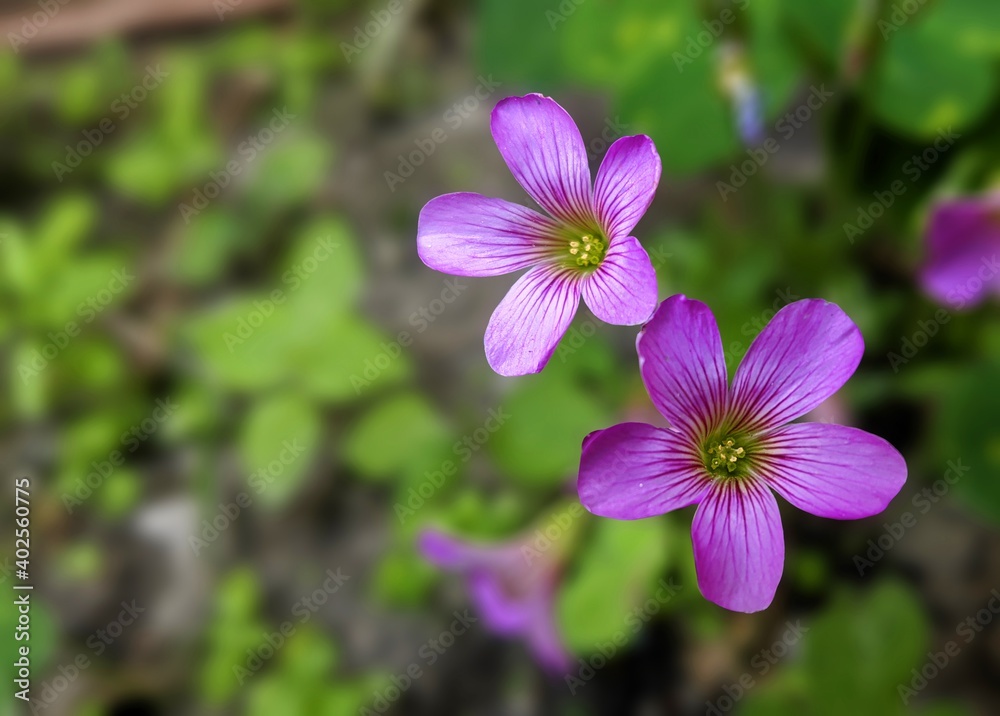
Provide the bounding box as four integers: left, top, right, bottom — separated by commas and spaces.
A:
577, 296, 907, 613
419, 528, 571, 672
919, 193, 1000, 309
417, 94, 661, 376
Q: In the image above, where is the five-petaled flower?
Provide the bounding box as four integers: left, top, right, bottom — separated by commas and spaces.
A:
577, 295, 907, 613
419, 528, 571, 672
919, 193, 1000, 309
417, 93, 661, 376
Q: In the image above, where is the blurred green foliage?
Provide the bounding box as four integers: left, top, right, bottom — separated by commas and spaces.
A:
2, 0, 998, 713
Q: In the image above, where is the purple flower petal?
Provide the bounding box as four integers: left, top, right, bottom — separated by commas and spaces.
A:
419, 529, 499, 569
920, 196, 1000, 309
692, 479, 784, 613
420, 528, 572, 673
578, 422, 710, 519
491, 94, 593, 228
756, 423, 907, 519
581, 235, 658, 325
417, 192, 561, 277
525, 606, 574, 674
729, 300, 863, 433
470, 573, 570, 673
485, 265, 581, 376
469, 570, 534, 633
637, 295, 728, 440
593, 135, 662, 240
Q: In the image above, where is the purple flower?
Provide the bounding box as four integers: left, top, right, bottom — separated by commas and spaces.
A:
577, 296, 907, 613
417, 94, 661, 376
919, 193, 1000, 309
418, 528, 571, 672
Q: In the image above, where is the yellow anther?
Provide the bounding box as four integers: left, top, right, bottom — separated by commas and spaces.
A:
706, 436, 748, 476
567, 232, 607, 268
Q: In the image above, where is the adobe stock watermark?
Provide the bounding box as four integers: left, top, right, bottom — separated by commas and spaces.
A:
854, 458, 969, 576
878, 0, 929, 39
360, 610, 478, 715
887, 308, 951, 373
394, 407, 510, 523
565, 578, 682, 694
351, 277, 468, 394
19, 600, 144, 708
189, 438, 309, 555
941, 253, 1000, 310
384, 76, 503, 192
556, 242, 673, 362
340, 0, 410, 62
7, 0, 71, 53
706, 620, 809, 715
547, 0, 586, 30
843, 127, 960, 243
672, 0, 751, 71
61, 398, 178, 514
898, 588, 1000, 705
52, 64, 170, 181
586, 116, 630, 162
520, 503, 586, 565
178, 106, 297, 223
214, 0, 244, 20
18, 267, 135, 384
222, 235, 341, 353
722, 288, 800, 364
234, 568, 350, 685
717, 85, 834, 201
562, 285, 796, 365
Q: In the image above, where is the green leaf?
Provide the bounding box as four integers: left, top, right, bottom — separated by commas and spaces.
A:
0, 221, 36, 296
343, 393, 450, 481
294, 314, 411, 402
782, 0, 855, 66
239, 394, 322, 507
168, 209, 243, 286
185, 298, 296, 391
281, 628, 339, 684
33, 193, 96, 275
865, 16, 995, 137
248, 677, 308, 716
38, 255, 128, 328
371, 547, 437, 607
910, 0, 1000, 58
936, 363, 1000, 521
490, 372, 608, 486
201, 568, 266, 704
187, 293, 406, 402
747, 0, 802, 116
246, 133, 333, 211
97, 467, 142, 518
283, 217, 364, 316
557, 517, 672, 653
801, 580, 928, 716
477, 0, 572, 88
105, 129, 222, 205
11, 340, 46, 418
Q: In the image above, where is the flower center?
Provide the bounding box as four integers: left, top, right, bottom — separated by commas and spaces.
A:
706, 437, 747, 476
568, 233, 606, 268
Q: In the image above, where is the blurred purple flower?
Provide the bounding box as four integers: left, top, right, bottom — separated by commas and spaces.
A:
577, 296, 906, 613
733, 83, 765, 147
417, 94, 661, 376
718, 42, 765, 146
418, 528, 571, 673
919, 194, 1000, 309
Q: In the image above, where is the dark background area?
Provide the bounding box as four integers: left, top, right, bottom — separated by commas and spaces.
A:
1, 0, 999, 714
